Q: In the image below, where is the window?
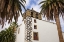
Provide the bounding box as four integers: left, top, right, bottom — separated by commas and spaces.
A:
34, 25, 37, 29
18, 28, 20, 34
36, 17, 38, 19
33, 32, 39, 40
36, 13, 38, 19
31, 12, 33, 17
34, 19, 36, 23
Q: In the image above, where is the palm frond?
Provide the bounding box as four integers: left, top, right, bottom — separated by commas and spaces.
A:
39, 0, 64, 20
39, 1, 46, 5
19, 1, 26, 11
0, 0, 26, 27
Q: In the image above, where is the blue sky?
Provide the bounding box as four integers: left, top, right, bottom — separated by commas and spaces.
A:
0, 0, 64, 32
23, 0, 42, 13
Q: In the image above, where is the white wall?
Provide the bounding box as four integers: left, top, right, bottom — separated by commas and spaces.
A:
15, 21, 25, 42
32, 18, 59, 42
16, 18, 59, 42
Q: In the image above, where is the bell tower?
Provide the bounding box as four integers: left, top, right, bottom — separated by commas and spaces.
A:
22, 8, 42, 42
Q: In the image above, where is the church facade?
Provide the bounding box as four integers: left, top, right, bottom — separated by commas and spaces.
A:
15, 9, 60, 42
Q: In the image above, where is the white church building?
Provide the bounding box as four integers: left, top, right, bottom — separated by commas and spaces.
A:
15, 9, 64, 42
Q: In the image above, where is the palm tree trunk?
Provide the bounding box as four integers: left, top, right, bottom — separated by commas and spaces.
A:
55, 16, 64, 42
54, 7, 64, 42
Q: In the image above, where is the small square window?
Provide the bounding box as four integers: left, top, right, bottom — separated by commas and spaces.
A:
34, 19, 36, 23
33, 32, 39, 40
34, 25, 37, 29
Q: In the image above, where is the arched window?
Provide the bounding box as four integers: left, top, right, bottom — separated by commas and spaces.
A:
36, 13, 38, 19
31, 12, 33, 17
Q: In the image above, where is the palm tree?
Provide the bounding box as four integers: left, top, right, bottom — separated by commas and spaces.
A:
0, 28, 16, 42
0, 22, 18, 42
39, 0, 64, 42
10, 22, 18, 32
0, 0, 26, 27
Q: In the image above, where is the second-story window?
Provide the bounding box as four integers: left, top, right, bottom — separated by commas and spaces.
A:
34, 19, 36, 23
34, 25, 37, 29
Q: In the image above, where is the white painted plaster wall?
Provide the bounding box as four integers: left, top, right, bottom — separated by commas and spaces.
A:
16, 17, 59, 42
15, 21, 25, 42
32, 18, 59, 42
